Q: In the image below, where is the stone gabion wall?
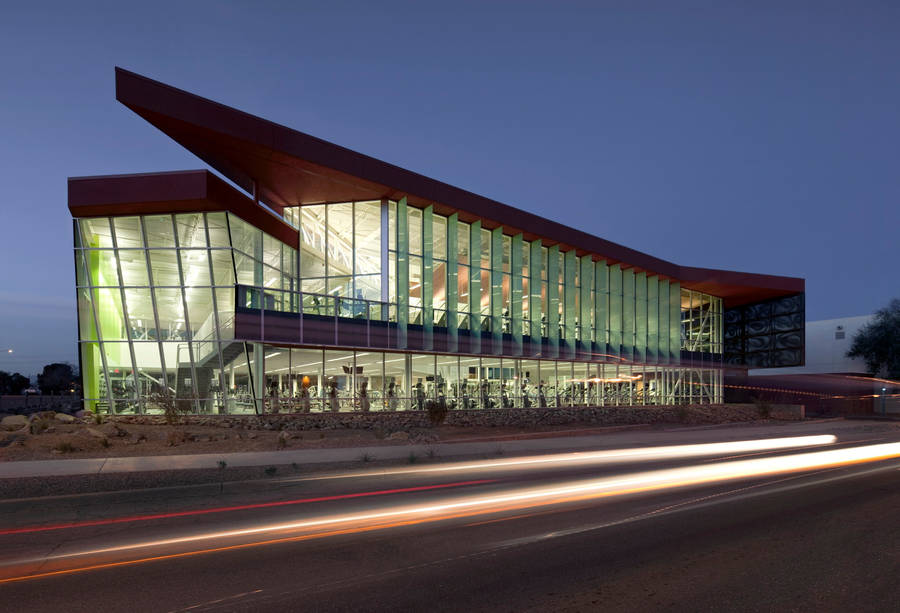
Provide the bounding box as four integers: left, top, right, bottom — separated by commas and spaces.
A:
113, 403, 779, 431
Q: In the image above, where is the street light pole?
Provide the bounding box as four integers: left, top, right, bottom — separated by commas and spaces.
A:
882, 388, 887, 416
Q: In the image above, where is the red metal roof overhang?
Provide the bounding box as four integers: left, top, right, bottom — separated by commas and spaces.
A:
80, 67, 803, 307
67, 169, 298, 248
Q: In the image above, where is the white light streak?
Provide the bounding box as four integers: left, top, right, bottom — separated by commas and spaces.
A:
31, 438, 900, 566
304, 435, 839, 480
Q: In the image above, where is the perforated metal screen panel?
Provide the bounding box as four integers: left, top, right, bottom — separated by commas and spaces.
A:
724, 293, 805, 368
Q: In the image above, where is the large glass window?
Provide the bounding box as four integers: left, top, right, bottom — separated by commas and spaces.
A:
323, 349, 355, 411
143, 215, 174, 248
175, 213, 207, 249
383, 352, 408, 410
681, 288, 723, 353
113, 217, 143, 248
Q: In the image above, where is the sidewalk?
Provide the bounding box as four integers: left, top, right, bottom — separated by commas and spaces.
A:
0, 419, 852, 480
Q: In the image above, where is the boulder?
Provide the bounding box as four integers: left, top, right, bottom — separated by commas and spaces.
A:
98, 422, 128, 437
166, 431, 186, 446
388, 431, 410, 441
54, 412, 76, 424
84, 427, 107, 440
1, 415, 27, 431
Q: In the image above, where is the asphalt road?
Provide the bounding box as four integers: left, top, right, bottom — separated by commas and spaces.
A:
1, 427, 898, 612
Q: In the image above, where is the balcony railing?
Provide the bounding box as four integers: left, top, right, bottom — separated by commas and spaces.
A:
235, 284, 572, 339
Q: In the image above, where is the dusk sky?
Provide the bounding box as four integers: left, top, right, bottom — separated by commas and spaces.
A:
1, 1, 898, 376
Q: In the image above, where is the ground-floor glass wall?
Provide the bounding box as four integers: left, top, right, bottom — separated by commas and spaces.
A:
83, 340, 724, 414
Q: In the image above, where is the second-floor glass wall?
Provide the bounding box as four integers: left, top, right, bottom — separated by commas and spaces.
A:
289, 199, 710, 362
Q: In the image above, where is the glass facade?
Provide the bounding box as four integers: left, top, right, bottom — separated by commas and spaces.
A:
74, 203, 725, 414
76, 212, 294, 414
680, 288, 724, 354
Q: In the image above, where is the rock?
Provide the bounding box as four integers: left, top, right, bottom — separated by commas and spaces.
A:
165, 431, 187, 446
247, 432, 258, 440
75, 410, 93, 419
54, 412, 75, 423
1, 415, 27, 431
84, 427, 108, 440
388, 431, 410, 441
98, 422, 128, 437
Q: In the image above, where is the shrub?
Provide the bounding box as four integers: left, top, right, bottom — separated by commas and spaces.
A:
427, 397, 449, 426
29, 418, 50, 435
753, 397, 773, 419
149, 391, 184, 425
407, 452, 418, 464
264, 466, 277, 476
359, 452, 373, 463
54, 441, 76, 453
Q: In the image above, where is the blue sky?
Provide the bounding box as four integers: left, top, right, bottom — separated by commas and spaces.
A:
1, 1, 898, 376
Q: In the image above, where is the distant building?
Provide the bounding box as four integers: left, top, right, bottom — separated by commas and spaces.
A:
745, 314, 898, 414
751, 315, 873, 377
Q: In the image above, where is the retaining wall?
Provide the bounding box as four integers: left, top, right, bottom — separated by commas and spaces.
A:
113, 403, 804, 431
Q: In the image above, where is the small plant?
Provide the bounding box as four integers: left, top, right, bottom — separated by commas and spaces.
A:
217, 460, 227, 470
149, 391, 184, 425
54, 441, 76, 454
93, 412, 104, 425
494, 446, 504, 456
753, 397, 773, 419
29, 418, 50, 435
291, 462, 300, 472
426, 447, 438, 460
676, 406, 690, 423
359, 452, 373, 463
264, 466, 277, 476
427, 397, 449, 426
100, 438, 111, 448
407, 452, 418, 464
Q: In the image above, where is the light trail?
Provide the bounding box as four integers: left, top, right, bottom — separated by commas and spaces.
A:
9, 438, 895, 578
285, 435, 838, 480
0, 480, 495, 536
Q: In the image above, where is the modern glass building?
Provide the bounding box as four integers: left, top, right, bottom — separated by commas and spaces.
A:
69, 68, 805, 415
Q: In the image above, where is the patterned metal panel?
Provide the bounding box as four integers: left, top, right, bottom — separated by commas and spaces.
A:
724, 293, 804, 368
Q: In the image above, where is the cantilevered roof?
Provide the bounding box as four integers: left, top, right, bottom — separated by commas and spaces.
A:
97, 67, 803, 306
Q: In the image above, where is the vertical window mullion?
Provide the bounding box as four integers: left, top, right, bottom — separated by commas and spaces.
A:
109, 217, 141, 414
171, 214, 200, 413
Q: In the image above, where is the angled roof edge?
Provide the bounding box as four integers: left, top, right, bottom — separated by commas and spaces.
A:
110, 67, 804, 304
